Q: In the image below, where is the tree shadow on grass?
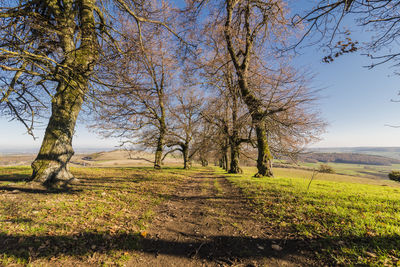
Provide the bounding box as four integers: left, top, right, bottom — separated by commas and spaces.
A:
0, 173, 154, 194
0, 186, 82, 194
1, 231, 399, 265
0, 232, 301, 262
0, 173, 29, 182
77, 175, 153, 185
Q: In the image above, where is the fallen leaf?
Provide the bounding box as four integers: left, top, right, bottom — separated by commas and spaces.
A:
271, 244, 283, 251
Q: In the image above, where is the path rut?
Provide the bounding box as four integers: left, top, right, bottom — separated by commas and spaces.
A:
130, 169, 314, 266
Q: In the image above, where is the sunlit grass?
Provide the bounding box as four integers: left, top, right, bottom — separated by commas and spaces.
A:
221, 167, 400, 265
242, 166, 400, 187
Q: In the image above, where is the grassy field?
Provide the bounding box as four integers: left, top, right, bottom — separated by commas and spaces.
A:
2, 164, 400, 266
0, 166, 193, 266
223, 167, 400, 266
269, 166, 400, 187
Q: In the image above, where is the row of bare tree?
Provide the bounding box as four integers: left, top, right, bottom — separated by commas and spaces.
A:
0, 0, 398, 188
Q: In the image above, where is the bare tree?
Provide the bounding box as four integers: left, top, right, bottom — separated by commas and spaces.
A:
165, 88, 204, 169
0, 1, 102, 187
187, 0, 324, 177
202, 83, 252, 174
0, 0, 184, 187
200, 21, 254, 174
221, 0, 293, 177
92, 5, 178, 169
193, 121, 217, 167
294, 1, 400, 68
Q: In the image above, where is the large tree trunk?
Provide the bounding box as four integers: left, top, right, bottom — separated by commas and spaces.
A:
224, 7, 274, 177
154, 143, 163, 169
154, 82, 167, 169
154, 128, 165, 169
237, 75, 274, 177
200, 157, 208, 167
229, 140, 243, 174
220, 142, 229, 171
30, 0, 99, 188
254, 122, 273, 177
182, 145, 190, 169
223, 149, 229, 171
228, 91, 242, 174
30, 81, 86, 187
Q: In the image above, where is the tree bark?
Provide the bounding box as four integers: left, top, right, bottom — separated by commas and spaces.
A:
229, 140, 243, 174
220, 141, 229, 171
30, 0, 99, 187
154, 127, 165, 169
182, 145, 190, 169
31, 81, 86, 187
200, 158, 208, 167
228, 89, 242, 174
223, 148, 229, 171
254, 122, 273, 177
154, 141, 163, 169
154, 74, 167, 169
238, 76, 274, 177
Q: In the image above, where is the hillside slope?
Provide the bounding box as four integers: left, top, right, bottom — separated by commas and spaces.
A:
299, 152, 400, 166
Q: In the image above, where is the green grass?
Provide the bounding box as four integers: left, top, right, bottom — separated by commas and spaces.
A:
262, 166, 400, 187
3, 164, 400, 265
221, 167, 400, 266
0, 166, 187, 266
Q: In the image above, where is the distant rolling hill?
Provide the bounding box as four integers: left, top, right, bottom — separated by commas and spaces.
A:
309, 147, 400, 161
299, 152, 400, 166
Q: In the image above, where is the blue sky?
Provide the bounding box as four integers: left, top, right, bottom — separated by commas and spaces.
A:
0, 118, 120, 152
299, 51, 400, 147
1, 1, 400, 151
292, 11, 400, 148
2, 46, 399, 151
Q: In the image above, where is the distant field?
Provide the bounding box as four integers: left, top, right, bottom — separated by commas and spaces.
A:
224, 167, 400, 266
299, 161, 400, 179
0, 150, 184, 167
311, 147, 400, 160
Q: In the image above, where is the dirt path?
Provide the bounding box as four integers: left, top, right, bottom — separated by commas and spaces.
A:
131, 169, 315, 266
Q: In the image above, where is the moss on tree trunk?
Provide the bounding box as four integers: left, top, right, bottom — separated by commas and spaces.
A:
254, 123, 273, 177
30, 81, 85, 188
29, 0, 99, 188
238, 77, 274, 177
224, 7, 275, 178
154, 148, 163, 169
223, 150, 229, 171
229, 139, 243, 174
182, 145, 190, 169
154, 129, 165, 169
200, 158, 208, 167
